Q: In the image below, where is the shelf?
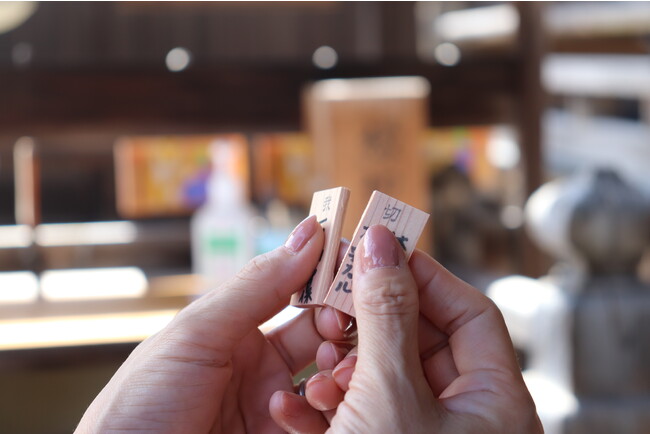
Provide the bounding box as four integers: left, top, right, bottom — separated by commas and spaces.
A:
0, 270, 299, 355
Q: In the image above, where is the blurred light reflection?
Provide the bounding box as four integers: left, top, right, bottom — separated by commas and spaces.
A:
434, 42, 461, 67
0, 225, 32, 248
0, 309, 176, 350
435, 4, 519, 42
41, 267, 147, 301
0, 271, 38, 304
166, 47, 192, 72
35, 221, 137, 246
312, 45, 338, 69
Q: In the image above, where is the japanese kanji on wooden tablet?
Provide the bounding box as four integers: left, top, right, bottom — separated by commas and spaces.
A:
322, 190, 429, 317
291, 186, 350, 307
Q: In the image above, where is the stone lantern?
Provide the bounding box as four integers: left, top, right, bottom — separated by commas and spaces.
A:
488, 169, 650, 434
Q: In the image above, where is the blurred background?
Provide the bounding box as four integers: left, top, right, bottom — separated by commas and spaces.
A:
0, 2, 649, 433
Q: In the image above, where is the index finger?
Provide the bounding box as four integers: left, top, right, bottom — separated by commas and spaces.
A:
169, 216, 324, 364
409, 250, 520, 376
265, 305, 354, 375
264, 238, 355, 375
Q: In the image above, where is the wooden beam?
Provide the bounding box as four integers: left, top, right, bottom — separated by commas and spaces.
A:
0, 59, 518, 135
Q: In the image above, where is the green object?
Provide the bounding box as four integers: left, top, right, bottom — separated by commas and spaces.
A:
205, 233, 240, 255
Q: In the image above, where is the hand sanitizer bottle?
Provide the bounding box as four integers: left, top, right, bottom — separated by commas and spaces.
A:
191, 139, 255, 290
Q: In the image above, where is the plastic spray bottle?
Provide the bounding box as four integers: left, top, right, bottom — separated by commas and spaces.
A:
191, 139, 255, 290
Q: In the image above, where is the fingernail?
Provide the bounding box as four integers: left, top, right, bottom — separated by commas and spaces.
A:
306, 372, 337, 411
326, 342, 345, 365
307, 372, 329, 386
285, 215, 318, 255
335, 309, 352, 333
360, 225, 400, 272
280, 391, 303, 418
333, 354, 357, 372
332, 355, 357, 386
317, 341, 355, 372
330, 342, 354, 363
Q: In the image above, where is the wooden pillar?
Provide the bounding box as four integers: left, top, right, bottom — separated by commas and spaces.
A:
516, 2, 549, 277
14, 137, 40, 228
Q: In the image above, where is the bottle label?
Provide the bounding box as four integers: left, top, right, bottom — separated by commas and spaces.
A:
205, 232, 240, 255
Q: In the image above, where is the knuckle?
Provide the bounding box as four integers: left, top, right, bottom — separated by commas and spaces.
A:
236, 253, 274, 283
357, 276, 418, 316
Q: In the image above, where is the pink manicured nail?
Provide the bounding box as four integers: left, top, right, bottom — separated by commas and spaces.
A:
360, 225, 400, 272
285, 215, 318, 254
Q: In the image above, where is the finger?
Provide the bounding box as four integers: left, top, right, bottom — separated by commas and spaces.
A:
269, 390, 328, 434
352, 225, 423, 378
305, 370, 345, 411
315, 306, 354, 341
265, 309, 323, 375
323, 316, 460, 396
410, 250, 521, 376
264, 236, 354, 374
265, 306, 356, 376
169, 215, 324, 364
422, 344, 458, 397
331, 348, 357, 391
418, 314, 459, 396
322, 409, 336, 425
316, 341, 354, 371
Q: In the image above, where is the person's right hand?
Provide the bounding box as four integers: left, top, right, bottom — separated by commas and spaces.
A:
270, 225, 543, 433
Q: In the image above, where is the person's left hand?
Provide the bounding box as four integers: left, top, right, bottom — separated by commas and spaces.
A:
269, 226, 542, 433
76, 215, 352, 434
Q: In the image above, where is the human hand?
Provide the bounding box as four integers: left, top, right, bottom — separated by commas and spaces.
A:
270, 225, 543, 433
75, 216, 353, 434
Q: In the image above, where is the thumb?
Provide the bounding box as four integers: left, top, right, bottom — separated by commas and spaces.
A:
352, 225, 421, 377
166, 215, 324, 361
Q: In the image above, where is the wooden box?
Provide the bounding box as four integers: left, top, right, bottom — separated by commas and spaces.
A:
303, 76, 432, 252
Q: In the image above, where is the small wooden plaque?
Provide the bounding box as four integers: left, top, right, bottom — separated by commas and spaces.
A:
323, 190, 429, 316
291, 187, 350, 307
